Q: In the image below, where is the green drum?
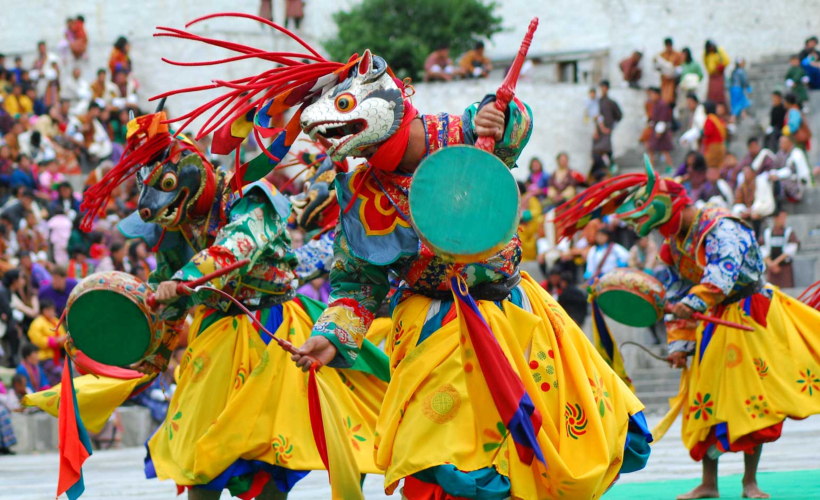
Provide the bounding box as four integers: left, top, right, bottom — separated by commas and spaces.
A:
409, 145, 520, 262
593, 268, 666, 327
66, 271, 163, 367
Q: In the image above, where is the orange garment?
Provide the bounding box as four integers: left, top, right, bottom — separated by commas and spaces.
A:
108, 48, 130, 77
702, 114, 727, 169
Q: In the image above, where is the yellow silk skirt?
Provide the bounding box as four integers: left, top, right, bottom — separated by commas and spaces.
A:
375, 272, 645, 499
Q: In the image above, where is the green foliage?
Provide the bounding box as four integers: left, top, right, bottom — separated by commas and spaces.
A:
324, 0, 503, 80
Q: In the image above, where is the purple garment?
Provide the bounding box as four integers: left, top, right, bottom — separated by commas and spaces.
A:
296, 282, 330, 303
37, 278, 78, 315
31, 263, 52, 288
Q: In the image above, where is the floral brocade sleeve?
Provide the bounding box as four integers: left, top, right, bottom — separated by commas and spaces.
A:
172, 193, 290, 302
311, 229, 390, 368
462, 95, 534, 168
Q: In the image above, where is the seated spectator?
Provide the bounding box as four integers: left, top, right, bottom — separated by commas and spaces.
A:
37, 265, 77, 315
785, 54, 810, 107
9, 157, 37, 192
540, 267, 562, 299
583, 227, 629, 281
67, 101, 113, 167
3, 268, 40, 332
127, 241, 151, 280
67, 247, 93, 280
0, 384, 18, 454
89, 68, 118, 107
18, 251, 50, 288
557, 271, 588, 328
424, 45, 462, 82
3, 82, 33, 118
619, 51, 643, 88
765, 91, 787, 151
60, 67, 91, 105
27, 299, 65, 386
52, 181, 82, 221
700, 165, 734, 208
96, 241, 129, 272
681, 153, 710, 202
15, 344, 50, 392
111, 69, 138, 109
801, 37, 820, 90
527, 157, 549, 198
773, 134, 813, 202
782, 93, 811, 151
459, 41, 492, 78
738, 137, 776, 176
760, 209, 799, 289
628, 236, 658, 275
18, 211, 48, 262
733, 165, 775, 236
720, 152, 741, 190
546, 152, 579, 207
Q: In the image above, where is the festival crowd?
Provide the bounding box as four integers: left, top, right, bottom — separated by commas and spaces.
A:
0, 19, 817, 458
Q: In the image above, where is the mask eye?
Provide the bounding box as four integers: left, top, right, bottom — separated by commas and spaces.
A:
160, 172, 177, 191
334, 94, 356, 113
635, 198, 645, 208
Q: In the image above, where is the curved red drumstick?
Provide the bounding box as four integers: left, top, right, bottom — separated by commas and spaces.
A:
145, 258, 250, 308
664, 304, 753, 331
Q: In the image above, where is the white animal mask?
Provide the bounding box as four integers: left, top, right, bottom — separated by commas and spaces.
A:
300, 50, 405, 161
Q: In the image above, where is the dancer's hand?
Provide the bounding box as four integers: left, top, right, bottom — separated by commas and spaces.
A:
475, 104, 505, 141
292, 336, 337, 372
668, 351, 688, 369
671, 303, 694, 319
155, 281, 181, 303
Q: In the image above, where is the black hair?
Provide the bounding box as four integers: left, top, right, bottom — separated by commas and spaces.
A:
648, 86, 661, 94
596, 227, 611, 237
88, 101, 102, 111
2, 269, 20, 288
600, 79, 610, 88
690, 153, 707, 173
16, 250, 32, 260
705, 40, 716, 53
686, 92, 699, 103
682, 47, 693, 64
77, 15, 85, 22
784, 93, 798, 105
96, 68, 106, 75
114, 36, 129, 52
436, 43, 449, 51
14, 56, 22, 62
40, 299, 56, 311
37, 40, 46, 47
111, 241, 125, 254
664, 37, 673, 46
772, 90, 782, 98
475, 41, 485, 50
747, 136, 759, 146
21, 343, 39, 359
791, 54, 801, 60
548, 266, 562, 276
559, 271, 574, 283
703, 100, 717, 115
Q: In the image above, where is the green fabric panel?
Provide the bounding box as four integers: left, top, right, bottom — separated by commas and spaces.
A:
225, 473, 254, 497
295, 293, 327, 323
348, 339, 391, 383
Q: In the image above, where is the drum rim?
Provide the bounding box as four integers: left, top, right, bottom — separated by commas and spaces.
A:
409, 145, 520, 263
66, 272, 159, 366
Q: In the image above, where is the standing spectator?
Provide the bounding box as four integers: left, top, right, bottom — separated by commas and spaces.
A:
647, 87, 674, 169
733, 165, 775, 236
628, 236, 658, 275
655, 38, 682, 105
51, 182, 82, 220
702, 101, 727, 169
18, 251, 51, 288
2, 188, 39, 230
782, 93, 811, 151
583, 227, 629, 281
286, 0, 305, 30
0, 379, 19, 454
583, 87, 600, 124
729, 59, 752, 120
682, 153, 711, 203
680, 93, 707, 150
258, 0, 274, 21
3, 268, 39, 337
112, 69, 138, 109
760, 210, 799, 289
765, 91, 787, 151
108, 37, 131, 78
26, 299, 65, 386
786, 54, 810, 107
546, 152, 580, 208
10, 57, 25, 84
15, 344, 50, 392
619, 51, 643, 88
424, 45, 461, 82
3, 83, 33, 118
678, 48, 704, 97
591, 80, 622, 180
459, 42, 492, 79
68, 101, 113, 166
37, 265, 77, 316
704, 40, 730, 105
527, 157, 548, 197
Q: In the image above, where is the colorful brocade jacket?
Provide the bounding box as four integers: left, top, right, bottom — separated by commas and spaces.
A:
658, 204, 765, 355
119, 169, 299, 369
312, 97, 534, 367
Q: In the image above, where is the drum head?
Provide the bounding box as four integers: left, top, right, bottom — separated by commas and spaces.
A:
67, 290, 152, 366
410, 146, 519, 262
596, 289, 659, 328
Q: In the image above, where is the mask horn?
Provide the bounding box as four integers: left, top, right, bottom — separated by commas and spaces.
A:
155, 97, 167, 113
643, 154, 656, 193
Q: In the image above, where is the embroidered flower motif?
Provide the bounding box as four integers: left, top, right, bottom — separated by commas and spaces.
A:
754, 357, 769, 378
725, 343, 742, 368
166, 406, 182, 440
589, 374, 612, 417
564, 403, 588, 439
690, 392, 714, 421
271, 435, 293, 464
797, 368, 820, 396
744, 394, 770, 419
345, 416, 366, 451
483, 421, 507, 451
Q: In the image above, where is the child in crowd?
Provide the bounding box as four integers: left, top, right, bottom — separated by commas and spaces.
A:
26, 300, 66, 386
